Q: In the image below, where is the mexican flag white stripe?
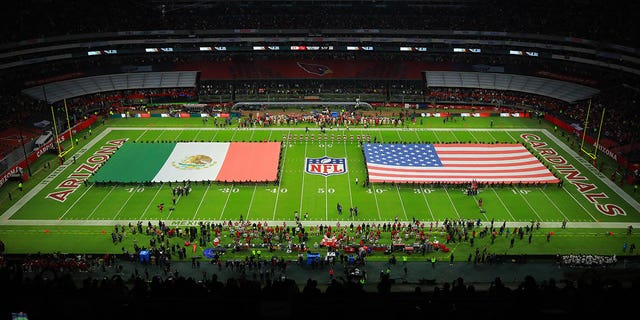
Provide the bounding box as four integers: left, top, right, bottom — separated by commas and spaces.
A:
151, 142, 230, 182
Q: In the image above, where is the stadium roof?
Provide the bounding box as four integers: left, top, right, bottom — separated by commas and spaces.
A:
22, 71, 198, 104
425, 71, 599, 103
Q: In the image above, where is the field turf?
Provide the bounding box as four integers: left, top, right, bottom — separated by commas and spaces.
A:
1, 115, 639, 260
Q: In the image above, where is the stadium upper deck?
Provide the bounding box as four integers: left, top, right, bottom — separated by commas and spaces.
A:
2, 1, 638, 47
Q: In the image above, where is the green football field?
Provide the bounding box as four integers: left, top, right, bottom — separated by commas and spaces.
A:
1, 115, 639, 257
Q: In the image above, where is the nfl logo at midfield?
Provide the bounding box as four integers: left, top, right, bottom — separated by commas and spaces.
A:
306, 156, 347, 176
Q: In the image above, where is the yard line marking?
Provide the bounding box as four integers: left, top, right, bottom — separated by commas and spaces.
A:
472, 194, 488, 221
560, 186, 598, 221
112, 184, 141, 220
418, 184, 436, 221
369, 130, 383, 220
490, 186, 516, 221
469, 131, 480, 142
87, 186, 116, 219
153, 129, 166, 142
218, 183, 234, 220
395, 184, 408, 220
324, 142, 329, 220
210, 129, 220, 142
193, 183, 211, 220
272, 130, 287, 220
166, 194, 181, 219
229, 128, 238, 141
342, 132, 354, 209
433, 130, 442, 142
512, 186, 544, 221
450, 130, 459, 142
246, 183, 257, 220
298, 131, 307, 217
487, 131, 498, 142
443, 186, 461, 218
413, 129, 422, 143
140, 183, 164, 220
538, 187, 570, 221
248, 128, 255, 141
134, 130, 148, 142
59, 183, 94, 220
192, 129, 202, 141
173, 129, 185, 141
505, 131, 518, 142
395, 130, 403, 142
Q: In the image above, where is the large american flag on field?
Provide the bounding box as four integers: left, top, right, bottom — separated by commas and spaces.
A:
364, 143, 559, 184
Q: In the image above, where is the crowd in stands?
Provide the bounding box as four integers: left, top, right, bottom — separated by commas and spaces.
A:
1, 236, 639, 318
1, 1, 637, 47
558, 85, 640, 147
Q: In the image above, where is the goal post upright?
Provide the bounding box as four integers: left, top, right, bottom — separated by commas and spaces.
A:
579, 99, 606, 163
51, 99, 75, 160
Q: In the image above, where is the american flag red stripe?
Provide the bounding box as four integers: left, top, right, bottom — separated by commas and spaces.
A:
364, 143, 559, 184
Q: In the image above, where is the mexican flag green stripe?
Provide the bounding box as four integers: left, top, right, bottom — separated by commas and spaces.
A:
89, 143, 176, 183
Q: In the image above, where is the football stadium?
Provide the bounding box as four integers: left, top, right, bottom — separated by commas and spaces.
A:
1, 0, 640, 318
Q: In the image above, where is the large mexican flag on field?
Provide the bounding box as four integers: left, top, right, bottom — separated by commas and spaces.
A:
90, 142, 281, 183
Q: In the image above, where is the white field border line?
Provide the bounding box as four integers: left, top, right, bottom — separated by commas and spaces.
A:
0, 127, 112, 221
538, 187, 571, 221
108, 127, 550, 133
273, 129, 290, 220
112, 184, 140, 220
1, 219, 637, 229
490, 186, 516, 221
246, 183, 257, 220
193, 183, 211, 220
543, 129, 640, 211
512, 186, 544, 221
87, 186, 116, 220
395, 184, 409, 220
140, 183, 164, 220
443, 187, 462, 219
218, 183, 234, 220
59, 183, 94, 220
